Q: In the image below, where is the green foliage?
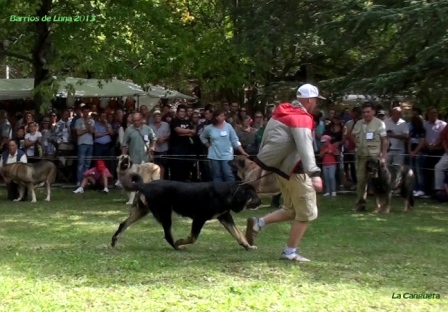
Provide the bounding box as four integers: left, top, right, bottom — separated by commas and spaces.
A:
318, 0, 448, 107
1, 0, 448, 110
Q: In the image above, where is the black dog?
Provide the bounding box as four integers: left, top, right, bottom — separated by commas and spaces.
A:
111, 173, 262, 250
365, 157, 415, 213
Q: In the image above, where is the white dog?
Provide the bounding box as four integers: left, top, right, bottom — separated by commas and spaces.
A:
116, 154, 161, 205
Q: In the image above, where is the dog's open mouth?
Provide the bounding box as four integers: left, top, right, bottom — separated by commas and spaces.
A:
246, 197, 262, 208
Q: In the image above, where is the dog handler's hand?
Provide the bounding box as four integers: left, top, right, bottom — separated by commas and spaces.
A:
311, 177, 323, 192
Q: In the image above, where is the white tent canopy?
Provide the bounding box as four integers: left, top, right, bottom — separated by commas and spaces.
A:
0, 78, 194, 101
146, 84, 195, 100
340, 94, 407, 104
137, 96, 162, 111
0, 78, 33, 100
57, 78, 147, 98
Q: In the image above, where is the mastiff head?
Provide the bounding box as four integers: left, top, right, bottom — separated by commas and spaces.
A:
230, 183, 262, 212
230, 155, 256, 181
117, 154, 133, 171
366, 156, 385, 179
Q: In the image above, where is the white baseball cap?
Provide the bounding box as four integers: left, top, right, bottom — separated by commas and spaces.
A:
296, 84, 326, 100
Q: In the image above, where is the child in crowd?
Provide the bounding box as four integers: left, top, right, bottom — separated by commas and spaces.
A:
319, 135, 339, 196
73, 160, 111, 194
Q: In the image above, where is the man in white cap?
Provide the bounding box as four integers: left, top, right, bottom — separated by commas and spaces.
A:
245, 83, 324, 262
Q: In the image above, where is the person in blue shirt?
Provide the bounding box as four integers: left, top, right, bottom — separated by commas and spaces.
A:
200, 109, 249, 182
94, 111, 114, 171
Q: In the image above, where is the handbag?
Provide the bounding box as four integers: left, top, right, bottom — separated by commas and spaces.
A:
133, 127, 151, 162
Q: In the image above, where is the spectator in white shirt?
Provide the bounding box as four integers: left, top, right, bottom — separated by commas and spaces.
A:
0, 140, 28, 200
385, 107, 409, 165
24, 122, 43, 161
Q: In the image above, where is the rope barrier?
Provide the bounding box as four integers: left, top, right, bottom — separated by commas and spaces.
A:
27, 151, 446, 160
24, 152, 446, 172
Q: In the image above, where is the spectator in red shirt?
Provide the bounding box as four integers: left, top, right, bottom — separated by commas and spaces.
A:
73, 160, 111, 194
319, 135, 339, 196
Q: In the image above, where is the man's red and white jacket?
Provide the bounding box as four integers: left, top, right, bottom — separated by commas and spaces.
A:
254, 101, 321, 180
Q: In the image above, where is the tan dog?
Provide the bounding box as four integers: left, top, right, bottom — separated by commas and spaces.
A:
231, 155, 280, 195
117, 154, 161, 205
231, 156, 282, 209
0, 161, 57, 203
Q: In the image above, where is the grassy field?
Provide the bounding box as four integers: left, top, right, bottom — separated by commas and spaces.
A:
0, 188, 446, 312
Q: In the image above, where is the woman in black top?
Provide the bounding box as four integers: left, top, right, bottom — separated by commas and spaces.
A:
323, 114, 345, 188
408, 116, 426, 196
324, 114, 344, 147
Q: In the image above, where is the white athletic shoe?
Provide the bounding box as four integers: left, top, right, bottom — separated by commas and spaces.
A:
414, 190, 425, 197
73, 187, 84, 194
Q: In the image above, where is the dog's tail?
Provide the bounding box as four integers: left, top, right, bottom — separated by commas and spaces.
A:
120, 173, 145, 192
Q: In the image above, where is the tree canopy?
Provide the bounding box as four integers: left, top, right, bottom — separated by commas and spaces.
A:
0, 0, 447, 112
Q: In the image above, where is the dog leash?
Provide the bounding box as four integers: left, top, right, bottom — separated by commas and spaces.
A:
231, 171, 276, 202
237, 171, 275, 186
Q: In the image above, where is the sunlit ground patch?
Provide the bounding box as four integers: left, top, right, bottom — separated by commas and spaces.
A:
0, 189, 446, 311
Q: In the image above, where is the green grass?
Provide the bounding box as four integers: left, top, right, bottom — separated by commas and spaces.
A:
0, 188, 447, 312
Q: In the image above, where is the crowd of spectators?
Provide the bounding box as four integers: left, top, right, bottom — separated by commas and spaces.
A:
1, 99, 448, 201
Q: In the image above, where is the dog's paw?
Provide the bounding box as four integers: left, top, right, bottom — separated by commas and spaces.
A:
31, 200, 37, 203
174, 239, 185, 246
241, 243, 257, 251
13, 199, 20, 202
125, 201, 132, 205
44, 198, 50, 202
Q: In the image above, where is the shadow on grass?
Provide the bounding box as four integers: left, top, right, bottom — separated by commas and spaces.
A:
0, 190, 447, 296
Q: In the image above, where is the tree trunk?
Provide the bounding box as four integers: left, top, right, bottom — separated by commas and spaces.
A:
305, 63, 315, 83
32, 0, 53, 116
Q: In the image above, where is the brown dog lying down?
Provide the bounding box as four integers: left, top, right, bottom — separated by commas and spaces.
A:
231, 155, 282, 208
